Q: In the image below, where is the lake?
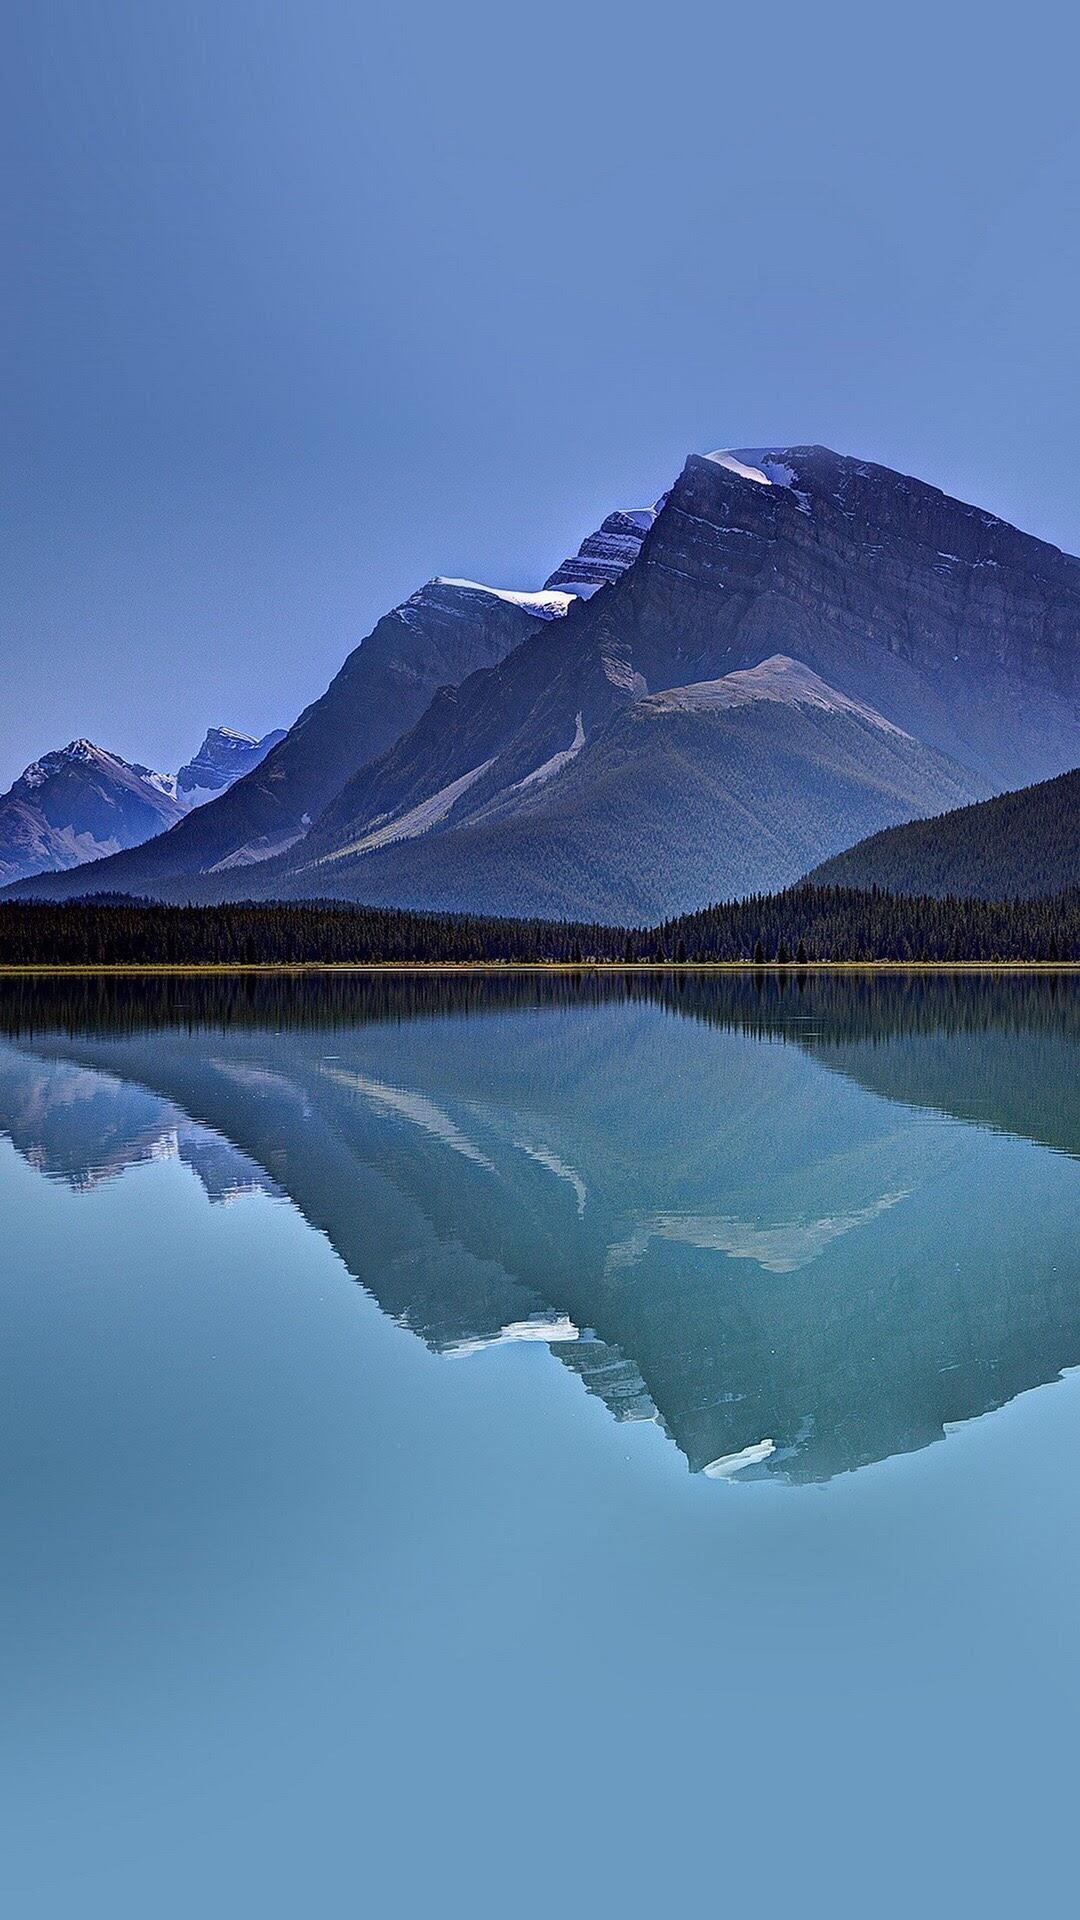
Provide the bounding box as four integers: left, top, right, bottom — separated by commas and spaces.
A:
1, 971, 1077, 1917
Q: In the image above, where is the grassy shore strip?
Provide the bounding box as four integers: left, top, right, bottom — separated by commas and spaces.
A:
1, 961, 1078, 976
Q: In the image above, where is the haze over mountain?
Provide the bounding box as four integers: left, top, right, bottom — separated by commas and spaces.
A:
176, 727, 286, 806
7, 444, 1079, 915
0, 729, 282, 888
808, 766, 1080, 900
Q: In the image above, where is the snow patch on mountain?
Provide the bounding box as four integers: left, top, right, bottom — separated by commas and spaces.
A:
705, 451, 772, 486
705, 448, 812, 513
435, 579, 576, 618
702, 1439, 776, 1478
447, 1316, 581, 1358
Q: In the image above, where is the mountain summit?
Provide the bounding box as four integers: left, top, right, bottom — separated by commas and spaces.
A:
0, 726, 283, 887
176, 727, 285, 805
8, 444, 1079, 914
0, 741, 187, 887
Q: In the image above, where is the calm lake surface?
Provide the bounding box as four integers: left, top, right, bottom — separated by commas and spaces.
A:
1, 971, 1077, 1917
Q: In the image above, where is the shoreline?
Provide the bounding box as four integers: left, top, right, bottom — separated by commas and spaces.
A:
0, 961, 1077, 978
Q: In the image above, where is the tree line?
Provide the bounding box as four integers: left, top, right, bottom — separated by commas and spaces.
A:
0, 883, 1077, 967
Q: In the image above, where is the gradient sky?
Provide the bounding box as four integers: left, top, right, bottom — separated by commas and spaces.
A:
3, 0, 1079, 787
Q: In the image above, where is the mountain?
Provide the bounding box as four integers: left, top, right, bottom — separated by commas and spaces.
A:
283, 657, 979, 920
0, 741, 189, 887
544, 503, 659, 592
176, 726, 285, 804
8, 443, 1080, 911
213, 443, 1079, 917
807, 765, 1080, 899
0, 724, 286, 888
3, 578, 572, 898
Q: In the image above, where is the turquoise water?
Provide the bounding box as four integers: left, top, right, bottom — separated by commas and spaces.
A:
1, 973, 1077, 1917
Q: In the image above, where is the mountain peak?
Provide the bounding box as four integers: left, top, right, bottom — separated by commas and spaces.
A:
545, 504, 661, 595
19, 739, 126, 789
202, 726, 258, 748
433, 579, 576, 619
639, 656, 910, 736
176, 726, 285, 803
702, 447, 817, 511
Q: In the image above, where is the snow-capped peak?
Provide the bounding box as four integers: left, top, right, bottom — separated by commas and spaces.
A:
19, 739, 118, 787
704, 449, 812, 512
705, 451, 773, 486
205, 726, 258, 747
435, 579, 576, 617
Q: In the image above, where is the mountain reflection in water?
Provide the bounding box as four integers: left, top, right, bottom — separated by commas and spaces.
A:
0, 970, 1076, 1484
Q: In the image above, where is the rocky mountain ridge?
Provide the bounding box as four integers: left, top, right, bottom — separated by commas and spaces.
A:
7, 443, 1078, 912
176, 726, 285, 804
0, 727, 282, 887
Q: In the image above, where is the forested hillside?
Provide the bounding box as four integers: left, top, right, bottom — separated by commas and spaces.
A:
808, 768, 1080, 898
0, 887, 1076, 968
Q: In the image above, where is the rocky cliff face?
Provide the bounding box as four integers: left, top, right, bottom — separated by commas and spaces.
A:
176, 727, 285, 803
9, 443, 1078, 912
544, 504, 658, 593
258, 445, 1077, 916
625, 447, 1079, 787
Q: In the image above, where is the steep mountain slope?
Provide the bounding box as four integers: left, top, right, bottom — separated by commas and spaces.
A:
9, 443, 1080, 910
276, 658, 979, 919
182, 440, 1080, 916
7, 580, 563, 899
807, 766, 1080, 899
0, 741, 189, 886
544, 503, 658, 592
318, 444, 1077, 857
176, 726, 285, 804
0, 725, 287, 887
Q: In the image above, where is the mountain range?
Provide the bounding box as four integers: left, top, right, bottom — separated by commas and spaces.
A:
6, 445, 1078, 914
0, 728, 282, 888
21, 576, 573, 893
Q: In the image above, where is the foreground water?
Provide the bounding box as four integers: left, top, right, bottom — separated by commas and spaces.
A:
0, 971, 1077, 1916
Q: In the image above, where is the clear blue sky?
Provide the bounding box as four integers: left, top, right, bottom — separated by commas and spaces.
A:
3, 0, 1079, 787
